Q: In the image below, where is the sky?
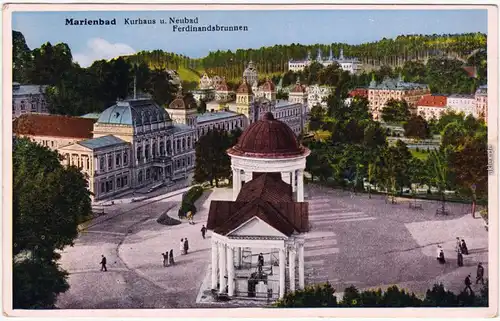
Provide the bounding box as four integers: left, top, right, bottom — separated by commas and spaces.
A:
12, 9, 488, 67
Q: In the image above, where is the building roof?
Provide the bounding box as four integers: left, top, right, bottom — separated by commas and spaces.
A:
417, 95, 447, 108
275, 100, 299, 109
348, 88, 368, 98
172, 123, 194, 134
13, 84, 47, 96
13, 114, 95, 139
97, 99, 171, 126
80, 112, 102, 119
369, 77, 429, 90
197, 110, 241, 123
227, 112, 308, 159
216, 78, 231, 92
448, 94, 475, 99
78, 135, 127, 150
290, 79, 307, 93
169, 86, 195, 110
236, 77, 253, 94
206, 173, 309, 236
260, 78, 276, 92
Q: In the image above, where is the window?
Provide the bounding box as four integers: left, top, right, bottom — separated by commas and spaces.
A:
123, 176, 128, 186
160, 142, 165, 156
152, 143, 157, 158
117, 177, 122, 188
177, 140, 180, 151
20, 101, 25, 111
109, 180, 113, 191
100, 157, 105, 171
187, 137, 191, 148
108, 155, 112, 170
86, 158, 90, 170
138, 170, 143, 183
137, 147, 142, 162
116, 154, 121, 166
145, 145, 150, 161
101, 182, 105, 193
146, 169, 150, 180
123, 151, 128, 165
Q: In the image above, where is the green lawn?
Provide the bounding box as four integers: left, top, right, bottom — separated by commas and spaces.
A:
177, 66, 201, 83
411, 150, 429, 160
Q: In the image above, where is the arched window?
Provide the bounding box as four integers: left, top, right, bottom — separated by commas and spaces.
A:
160, 141, 165, 156
152, 143, 157, 158
187, 137, 191, 148
145, 145, 150, 161
182, 138, 186, 149
137, 147, 142, 162
138, 170, 143, 183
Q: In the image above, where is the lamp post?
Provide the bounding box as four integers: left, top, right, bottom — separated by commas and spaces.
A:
471, 184, 477, 218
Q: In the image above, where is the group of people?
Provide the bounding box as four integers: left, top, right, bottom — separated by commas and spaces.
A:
180, 238, 190, 255
435, 237, 469, 266
464, 263, 485, 294
161, 249, 175, 267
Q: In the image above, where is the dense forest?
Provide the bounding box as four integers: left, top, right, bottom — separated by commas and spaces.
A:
13, 30, 487, 116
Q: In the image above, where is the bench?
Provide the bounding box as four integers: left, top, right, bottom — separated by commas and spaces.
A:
409, 202, 423, 210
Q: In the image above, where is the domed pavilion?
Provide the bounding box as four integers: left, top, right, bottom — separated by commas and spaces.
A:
206, 112, 310, 300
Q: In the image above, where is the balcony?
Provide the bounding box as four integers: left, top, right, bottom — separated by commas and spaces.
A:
152, 155, 172, 167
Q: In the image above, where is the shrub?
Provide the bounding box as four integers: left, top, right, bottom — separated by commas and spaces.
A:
274, 282, 337, 308
178, 186, 204, 217
157, 211, 182, 226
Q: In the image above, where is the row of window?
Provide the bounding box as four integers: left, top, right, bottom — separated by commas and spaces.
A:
99, 175, 129, 195
174, 155, 193, 171
99, 151, 129, 172
198, 118, 243, 136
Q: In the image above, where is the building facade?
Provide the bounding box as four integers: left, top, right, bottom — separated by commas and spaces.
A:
368, 76, 430, 121
288, 48, 362, 74
12, 83, 50, 119
475, 85, 488, 123
307, 84, 333, 111
416, 95, 449, 121
446, 94, 476, 118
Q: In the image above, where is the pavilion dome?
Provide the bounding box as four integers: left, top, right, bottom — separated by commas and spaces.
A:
227, 112, 308, 159
97, 99, 171, 126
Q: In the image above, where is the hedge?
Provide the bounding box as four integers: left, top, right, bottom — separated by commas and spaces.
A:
178, 186, 204, 217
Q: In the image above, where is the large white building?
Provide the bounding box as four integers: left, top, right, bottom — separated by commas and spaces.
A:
446, 94, 476, 117
475, 85, 488, 123
288, 48, 362, 74
307, 84, 333, 111
12, 82, 49, 119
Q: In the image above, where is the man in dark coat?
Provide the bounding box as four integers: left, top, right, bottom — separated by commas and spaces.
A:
184, 238, 189, 255
476, 263, 485, 284
201, 225, 207, 239
461, 239, 469, 255
464, 274, 473, 294
100, 255, 107, 272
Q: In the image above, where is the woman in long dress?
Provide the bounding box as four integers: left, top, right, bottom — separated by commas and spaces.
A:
169, 249, 175, 265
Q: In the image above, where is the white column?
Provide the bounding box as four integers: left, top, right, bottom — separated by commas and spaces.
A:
289, 247, 296, 292
279, 248, 286, 299
227, 246, 235, 296
232, 167, 239, 201
297, 169, 304, 202
298, 242, 305, 289
218, 243, 227, 293
211, 241, 218, 289
236, 247, 242, 268
291, 170, 296, 199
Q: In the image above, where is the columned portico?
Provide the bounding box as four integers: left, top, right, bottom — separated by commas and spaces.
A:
218, 242, 227, 294
211, 240, 219, 289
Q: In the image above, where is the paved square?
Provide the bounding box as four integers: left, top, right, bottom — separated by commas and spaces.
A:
56, 184, 488, 308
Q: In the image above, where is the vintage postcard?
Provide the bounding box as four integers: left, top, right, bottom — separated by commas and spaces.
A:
2, 3, 498, 319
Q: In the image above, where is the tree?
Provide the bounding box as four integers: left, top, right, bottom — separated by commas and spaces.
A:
13, 138, 92, 308
197, 99, 207, 114
403, 115, 431, 139
194, 129, 235, 187
381, 99, 411, 124
448, 134, 488, 216
273, 282, 338, 308
376, 140, 412, 203
13, 30, 32, 83
426, 148, 451, 213
308, 104, 326, 131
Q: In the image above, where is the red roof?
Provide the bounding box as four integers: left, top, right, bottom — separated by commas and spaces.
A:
206, 173, 309, 236
291, 81, 306, 93
260, 78, 276, 92
348, 88, 368, 98
237, 78, 253, 94
417, 95, 447, 108
13, 114, 95, 139
227, 112, 309, 159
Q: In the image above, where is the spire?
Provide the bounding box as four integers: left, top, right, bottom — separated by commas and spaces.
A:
317, 48, 322, 61
340, 48, 344, 60
306, 50, 311, 61
243, 76, 247, 84
329, 47, 333, 61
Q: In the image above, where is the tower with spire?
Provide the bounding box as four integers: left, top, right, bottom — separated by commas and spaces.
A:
165, 84, 198, 128
329, 47, 333, 61
339, 48, 345, 60
288, 77, 308, 105
236, 76, 254, 116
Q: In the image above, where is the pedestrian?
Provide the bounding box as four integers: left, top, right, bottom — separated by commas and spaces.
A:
100, 255, 107, 272
258, 253, 264, 273
464, 274, 473, 294
162, 252, 168, 267
461, 239, 469, 255
184, 238, 189, 255
180, 238, 185, 255
455, 237, 461, 253
201, 225, 207, 239
457, 247, 463, 267
476, 263, 485, 284
169, 249, 175, 265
